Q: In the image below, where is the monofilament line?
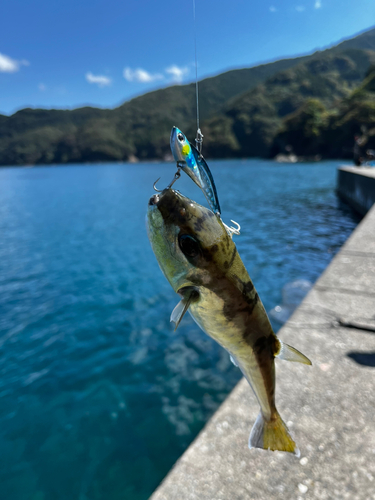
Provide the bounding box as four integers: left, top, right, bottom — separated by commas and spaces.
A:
193, 0, 203, 154
193, 0, 199, 132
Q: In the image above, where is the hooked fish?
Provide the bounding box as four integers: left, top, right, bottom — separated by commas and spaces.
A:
147, 188, 311, 455
170, 126, 221, 215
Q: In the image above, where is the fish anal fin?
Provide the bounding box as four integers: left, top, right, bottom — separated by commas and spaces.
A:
249, 411, 300, 457
276, 340, 312, 365
170, 287, 199, 331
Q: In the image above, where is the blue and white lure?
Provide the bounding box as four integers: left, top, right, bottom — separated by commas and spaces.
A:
170, 126, 221, 215
169, 126, 240, 237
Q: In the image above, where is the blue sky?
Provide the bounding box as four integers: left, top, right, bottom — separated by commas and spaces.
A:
0, 0, 374, 115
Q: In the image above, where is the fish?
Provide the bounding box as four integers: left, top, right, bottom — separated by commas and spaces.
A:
170, 126, 221, 215
146, 187, 311, 455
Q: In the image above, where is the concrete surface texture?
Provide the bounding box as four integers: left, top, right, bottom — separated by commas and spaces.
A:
150, 205, 375, 500
337, 166, 375, 215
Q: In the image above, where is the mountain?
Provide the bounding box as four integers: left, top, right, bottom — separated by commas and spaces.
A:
1, 27, 375, 165
330, 26, 375, 52
202, 48, 375, 158
0, 54, 314, 165
272, 64, 375, 159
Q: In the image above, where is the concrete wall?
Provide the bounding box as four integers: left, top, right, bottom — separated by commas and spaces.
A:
337, 166, 375, 215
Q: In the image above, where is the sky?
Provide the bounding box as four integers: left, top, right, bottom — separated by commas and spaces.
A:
0, 0, 374, 116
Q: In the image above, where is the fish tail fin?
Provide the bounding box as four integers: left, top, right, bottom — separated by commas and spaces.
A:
248, 410, 300, 457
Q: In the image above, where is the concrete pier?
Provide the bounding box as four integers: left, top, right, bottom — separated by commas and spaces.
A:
150, 196, 375, 499
337, 165, 375, 215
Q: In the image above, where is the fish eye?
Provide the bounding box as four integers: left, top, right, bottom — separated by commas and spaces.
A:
177, 133, 184, 142
178, 234, 200, 258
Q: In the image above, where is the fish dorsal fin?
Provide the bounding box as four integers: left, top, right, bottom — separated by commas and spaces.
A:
170, 287, 199, 331
276, 340, 312, 365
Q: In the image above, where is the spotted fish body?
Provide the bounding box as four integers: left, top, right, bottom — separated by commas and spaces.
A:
147, 188, 311, 455
170, 126, 221, 215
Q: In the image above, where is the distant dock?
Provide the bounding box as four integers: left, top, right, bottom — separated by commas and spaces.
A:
337, 165, 375, 215
150, 169, 375, 500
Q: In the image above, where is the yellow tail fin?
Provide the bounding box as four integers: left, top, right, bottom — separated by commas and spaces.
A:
248, 410, 300, 456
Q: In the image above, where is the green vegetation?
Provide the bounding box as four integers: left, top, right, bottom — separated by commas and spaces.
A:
204, 49, 375, 159
1, 28, 375, 165
272, 64, 375, 158
272, 99, 329, 157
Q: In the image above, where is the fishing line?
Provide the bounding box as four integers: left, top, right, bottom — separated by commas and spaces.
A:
193, 0, 203, 155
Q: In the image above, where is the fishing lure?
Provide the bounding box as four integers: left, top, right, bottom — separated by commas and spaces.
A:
169, 126, 240, 237
170, 126, 221, 215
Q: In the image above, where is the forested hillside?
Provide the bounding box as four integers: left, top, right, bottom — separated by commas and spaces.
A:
1, 27, 375, 165
202, 49, 375, 158
272, 65, 375, 159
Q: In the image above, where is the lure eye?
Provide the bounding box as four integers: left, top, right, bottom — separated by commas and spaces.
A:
177, 133, 184, 142
178, 234, 200, 258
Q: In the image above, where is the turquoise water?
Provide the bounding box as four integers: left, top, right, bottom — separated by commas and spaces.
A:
0, 160, 359, 500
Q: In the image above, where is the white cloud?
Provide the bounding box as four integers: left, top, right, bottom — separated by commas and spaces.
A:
0, 53, 29, 73
86, 72, 112, 87
269, 6, 277, 12
314, 0, 322, 8
166, 65, 189, 83
123, 67, 164, 83
296, 5, 306, 11
38, 83, 46, 91
123, 64, 189, 85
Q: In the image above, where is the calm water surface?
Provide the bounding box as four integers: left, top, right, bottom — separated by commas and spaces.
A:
0, 160, 360, 500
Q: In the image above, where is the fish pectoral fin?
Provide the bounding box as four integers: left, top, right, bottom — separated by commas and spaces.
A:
230, 355, 239, 367
276, 340, 312, 365
170, 300, 189, 331
170, 287, 199, 331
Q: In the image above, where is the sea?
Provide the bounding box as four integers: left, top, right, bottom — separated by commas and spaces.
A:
0, 160, 360, 500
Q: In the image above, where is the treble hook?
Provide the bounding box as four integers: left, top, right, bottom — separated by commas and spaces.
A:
167, 168, 181, 189
229, 220, 241, 234
223, 219, 241, 238
153, 168, 181, 193
153, 178, 162, 192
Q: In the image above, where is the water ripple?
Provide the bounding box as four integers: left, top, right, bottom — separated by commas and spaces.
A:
0, 161, 360, 500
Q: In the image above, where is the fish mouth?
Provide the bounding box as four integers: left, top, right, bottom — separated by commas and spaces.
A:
148, 193, 160, 206
148, 188, 192, 226
148, 188, 178, 209
148, 188, 168, 212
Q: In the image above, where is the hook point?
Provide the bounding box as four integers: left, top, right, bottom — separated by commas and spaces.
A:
153, 178, 162, 192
